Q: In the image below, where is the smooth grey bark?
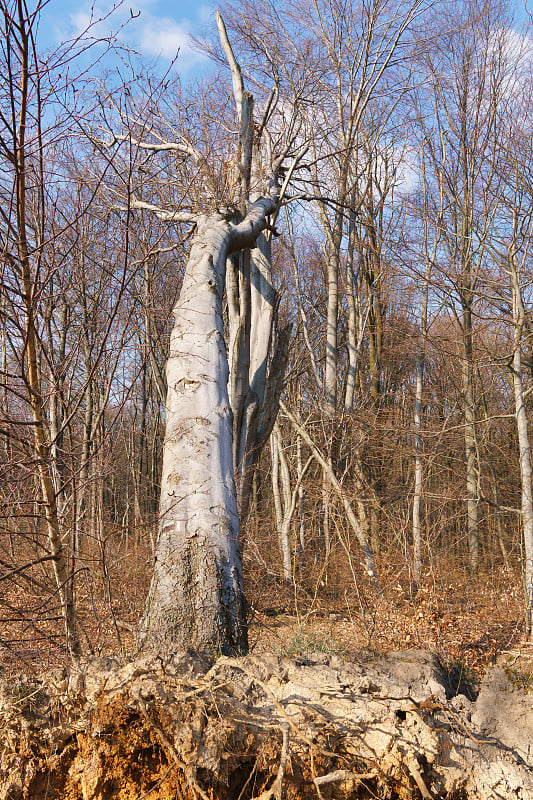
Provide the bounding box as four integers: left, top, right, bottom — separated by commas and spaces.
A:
344, 205, 365, 411
233, 232, 285, 520
324, 229, 342, 416
219, 12, 292, 522
139, 216, 245, 654
296, 432, 306, 556
43, 293, 69, 519
412, 265, 430, 583
413, 153, 439, 584
463, 311, 479, 572
138, 191, 278, 655
270, 423, 292, 583
412, 340, 425, 583
271, 421, 313, 583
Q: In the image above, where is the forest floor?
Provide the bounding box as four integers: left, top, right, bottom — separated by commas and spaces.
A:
1, 538, 531, 686
0, 542, 533, 684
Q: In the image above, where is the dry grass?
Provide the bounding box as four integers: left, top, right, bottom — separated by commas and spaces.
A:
0, 530, 529, 686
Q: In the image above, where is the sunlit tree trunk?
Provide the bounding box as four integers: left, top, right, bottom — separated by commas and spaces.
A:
281, 401, 381, 593
232, 232, 288, 520
508, 243, 533, 640
413, 148, 439, 584
139, 215, 247, 654
138, 185, 279, 654
463, 308, 479, 571
271, 423, 292, 583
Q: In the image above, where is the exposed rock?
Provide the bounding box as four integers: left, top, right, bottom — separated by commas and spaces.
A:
0, 649, 531, 799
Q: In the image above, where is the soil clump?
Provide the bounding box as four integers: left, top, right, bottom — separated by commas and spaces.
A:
0, 648, 531, 799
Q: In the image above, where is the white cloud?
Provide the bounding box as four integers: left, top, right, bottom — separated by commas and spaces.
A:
197, 4, 214, 24
136, 17, 203, 63
68, 5, 114, 39
57, 1, 209, 72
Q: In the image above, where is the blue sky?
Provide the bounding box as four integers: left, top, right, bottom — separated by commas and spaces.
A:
36, 0, 533, 81
38, 0, 217, 76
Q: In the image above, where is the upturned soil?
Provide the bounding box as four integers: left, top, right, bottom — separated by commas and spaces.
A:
1, 647, 531, 800
1, 540, 532, 799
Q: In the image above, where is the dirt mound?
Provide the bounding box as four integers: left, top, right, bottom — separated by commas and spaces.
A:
0, 649, 531, 800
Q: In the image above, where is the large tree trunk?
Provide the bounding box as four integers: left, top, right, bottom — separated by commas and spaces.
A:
138, 213, 248, 655
132, 12, 290, 655
138, 187, 278, 655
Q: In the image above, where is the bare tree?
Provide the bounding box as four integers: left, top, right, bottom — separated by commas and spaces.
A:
224, 0, 427, 414
413, 0, 511, 572
0, 0, 83, 654
119, 16, 304, 654
0, 0, 148, 660
488, 109, 533, 639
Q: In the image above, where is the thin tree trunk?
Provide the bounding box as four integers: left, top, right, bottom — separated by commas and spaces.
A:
322, 200, 345, 417
296, 433, 306, 558
413, 261, 430, 583
325, 245, 340, 415
509, 249, 533, 640
463, 313, 479, 572
280, 401, 381, 593
413, 350, 424, 584
344, 207, 359, 411
15, 8, 81, 655
322, 471, 331, 560
271, 424, 292, 583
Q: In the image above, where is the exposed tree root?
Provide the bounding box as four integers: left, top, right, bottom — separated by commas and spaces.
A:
0, 649, 531, 799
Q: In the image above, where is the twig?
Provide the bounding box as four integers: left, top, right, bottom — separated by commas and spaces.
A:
310, 749, 324, 800
314, 769, 376, 787
250, 724, 290, 800
131, 689, 186, 770
131, 689, 211, 800
190, 781, 211, 800
134, 764, 174, 800
274, 724, 290, 800
237, 756, 261, 800
407, 758, 434, 799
